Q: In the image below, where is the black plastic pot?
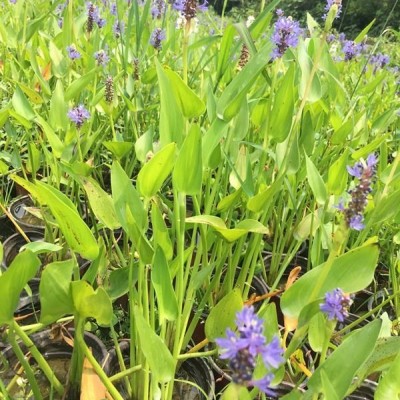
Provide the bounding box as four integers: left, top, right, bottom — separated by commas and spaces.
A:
0, 213, 15, 242
106, 341, 215, 399
367, 289, 396, 320
1, 230, 45, 269
345, 379, 377, 399
9, 195, 45, 231
0, 328, 109, 400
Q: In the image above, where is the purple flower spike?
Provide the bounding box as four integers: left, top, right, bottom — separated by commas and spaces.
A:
66, 45, 81, 60
94, 49, 109, 67
271, 10, 302, 60
150, 28, 166, 50
320, 288, 352, 322
68, 105, 90, 128
338, 153, 377, 231
216, 306, 284, 395
323, 0, 342, 20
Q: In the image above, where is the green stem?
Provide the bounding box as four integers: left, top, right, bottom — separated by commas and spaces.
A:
12, 321, 64, 396
8, 325, 43, 400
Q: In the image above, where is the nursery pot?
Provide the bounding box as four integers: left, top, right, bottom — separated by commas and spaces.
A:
0, 328, 109, 399
0, 212, 15, 242
9, 195, 45, 231
345, 379, 377, 399
106, 341, 215, 399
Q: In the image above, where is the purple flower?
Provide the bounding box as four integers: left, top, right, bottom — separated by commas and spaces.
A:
9, 0, 17, 4
113, 20, 124, 38
150, 28, 166, 50
323, 0, 342, 20
369, 53, 390, 73
342, 39, 365, 61
66, 45, 81, 60
151, 0, 166, 19
340, 153, 377, 230
110, 2, 117, 15
271, 10, 302, 60
216, 306, 284, 395
94, 49, 109, 67
68, 105, 90, 128
320, 288, 352, 322
173, 0, 208, 21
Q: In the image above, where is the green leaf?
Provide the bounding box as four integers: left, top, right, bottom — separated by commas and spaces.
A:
281, 241, 379, 319
216, 41, 273, 121
137, 142, 176, 198
305, 154, 327, 205
298, 40, 322, 103
0, 250, 40, 324
65, 68, 97, 101
155, 59, 185, 147
80, 177, 121, 230
372, 189, 400, 225
327, 149, 350, 195
217, 188, 243, 212
49, 80, 68, 131
306, 320, 381, 399
216, 24, 236, 81
71, 281, 113, 326
35, 116, 65, 158
12, 85, 36, 121
163, 70, 205, 119
221, 383, 251, 400
268, 64, 295, 142
11, 176, 99, 260
103, 141, 135, 159
39, 259, 74, 324
375, 344, 400, 399
151, 247, 178, 323
247, 176, 284, 213
185, 215, 269, 242
111, 161, 146, 231
20, 241, 63, 254
173, 125, 202, 195
133, 306, 175, 382
151, 203, 173, 260
205, 289, 243, 341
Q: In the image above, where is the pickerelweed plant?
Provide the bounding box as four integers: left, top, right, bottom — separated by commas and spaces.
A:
1, 0, 400, 398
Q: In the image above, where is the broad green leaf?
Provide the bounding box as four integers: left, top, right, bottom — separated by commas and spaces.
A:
293, 210, 321, 241
185, 215, 269, 242
305, 154, 327, 205
20, 241, 63, 254
247, 176, 284, 213
137, 142, 176, 198
11, 176, 99, 260
35, 116, 65, 158
268, 64, 295, 142
354, 19, 376, 43
40, 259, 74, 324
155, 59, 184, 147
372, 189, 400, 225
281, 241, 379, 319
298, 40, 322, 103
65, 68, 97, 101
0, 250, 40, 324
49, 80, 68, 131
216, 41, 273, 121
71, 281, 113, 326
351, 134, 389, 160
135, 129, 153, 163
151, 203, 173, 260
320, 370, 340, 400
202, 118, 229, 167
151, 247, 178, 323
217, 188, 243, 212
375, 345, 400, 400
12, 85, 35, 121
308, 313, 331, 352
133, 306, 175, 382
103, 141, 134, 159
216, 24, 236, 81
80, 177, 121, 230
173, 125, 202, 195
221, 383, 251, 400
306, 320, 381, 399
111, 161, 146, 231
327, 149, 350, 195
163, 69, 205, 118
205, 289, 243, 341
